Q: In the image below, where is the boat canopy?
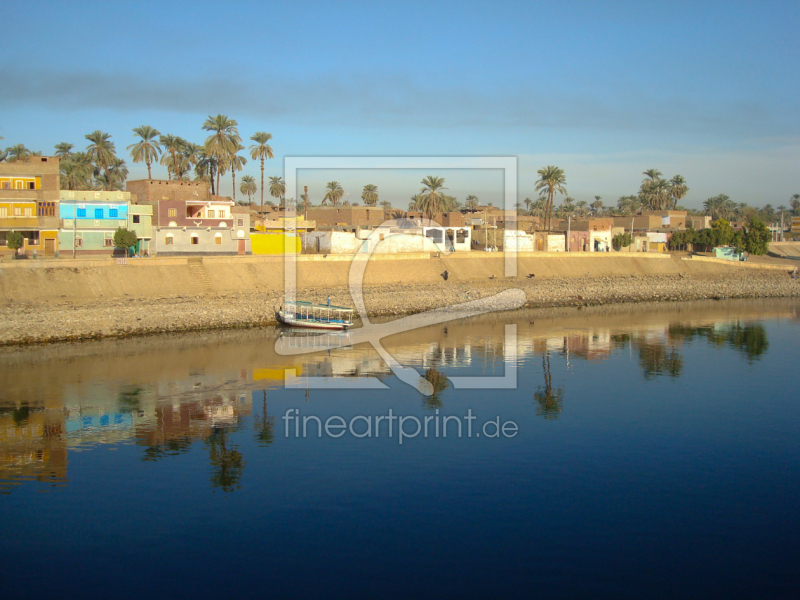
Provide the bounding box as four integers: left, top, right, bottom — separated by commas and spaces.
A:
284, 300, 354, 313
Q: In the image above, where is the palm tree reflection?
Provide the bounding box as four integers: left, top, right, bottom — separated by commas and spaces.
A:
206, 427, 245, 493
422, 367, 449, 410
534, 352, 564, 419
637, 344, 683, 380
254, 390, 275, 447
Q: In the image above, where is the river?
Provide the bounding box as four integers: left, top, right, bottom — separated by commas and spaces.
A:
1, 298, 798, 598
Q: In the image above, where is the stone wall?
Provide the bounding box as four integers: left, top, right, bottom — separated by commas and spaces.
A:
126, 179, 210, 203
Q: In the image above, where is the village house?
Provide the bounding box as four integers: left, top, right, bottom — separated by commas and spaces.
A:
127, 179, 251, 256
0, 156, 60, 257
58, 190, 132, 256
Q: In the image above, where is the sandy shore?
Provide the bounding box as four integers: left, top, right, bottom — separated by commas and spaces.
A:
1, 269, 798, 346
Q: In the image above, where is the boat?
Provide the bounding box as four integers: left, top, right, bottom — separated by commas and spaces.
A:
276, 300, 355, 330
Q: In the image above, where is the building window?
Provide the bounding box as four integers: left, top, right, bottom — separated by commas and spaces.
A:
0, 207, 7, 218
132, 215, 140, 223
207, 210, 215, 218
28, 181, 35, 190
24, 207, 33, 217
168, 208, 177, 217
15, 181, 23, 189
77, 208, 87, 217
95, 208, 103, 219
215, 235, 222, 245
37, 202, 55, 217
103, 238, 114, 247
237, 219, 244, 226
165, 235, 174, 245
14, 207, 22, 216
74, 237, 83, 248
109, 208, 118, 218
191, 236, 199, 245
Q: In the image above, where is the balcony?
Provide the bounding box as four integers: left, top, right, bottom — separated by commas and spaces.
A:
0, 216, 39, 229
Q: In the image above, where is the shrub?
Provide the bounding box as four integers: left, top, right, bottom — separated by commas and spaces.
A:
612, 232, 631, 249
6, 231, 24, 252
113, 227, 138, 250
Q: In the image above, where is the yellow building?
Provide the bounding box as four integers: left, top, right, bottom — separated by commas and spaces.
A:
0, 156, 60, 257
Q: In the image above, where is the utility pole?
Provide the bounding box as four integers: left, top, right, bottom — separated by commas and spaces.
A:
781, 209, 784, 242
73, 205, 77, 259
567, 215, 571, 252
630, 216, 635, 252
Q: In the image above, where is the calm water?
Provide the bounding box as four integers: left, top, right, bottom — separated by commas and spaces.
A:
1, 299, 799, 599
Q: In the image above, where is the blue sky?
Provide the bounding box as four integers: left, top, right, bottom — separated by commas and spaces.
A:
1, 0, 798, 209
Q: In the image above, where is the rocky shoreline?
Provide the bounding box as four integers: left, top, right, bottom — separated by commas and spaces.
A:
1, 270, 798, 347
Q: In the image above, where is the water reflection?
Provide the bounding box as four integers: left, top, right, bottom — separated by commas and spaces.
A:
534, 352, 564, 419
254, 391, 276, 447
0, 299, 796, 492
668, 322, 769, 362
421, 367, 449, 410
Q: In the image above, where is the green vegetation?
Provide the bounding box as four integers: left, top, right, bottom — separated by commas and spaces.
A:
361, 184, 379, 206
323, 181, 344, 206
113, 227, 138, 252
418, 175, 448, 222
249, 132, 274, 213
612, 232, 632, 249
127, 126, 161, 179
202, 114, 240, 195
269, 176, 286, 206
6, 231, 24, 254
535, 165, 567, 231
239, 175, 257, 205
742, 218, 770, 255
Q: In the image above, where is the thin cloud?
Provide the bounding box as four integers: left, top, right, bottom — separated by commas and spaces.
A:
1, 65, 793, 138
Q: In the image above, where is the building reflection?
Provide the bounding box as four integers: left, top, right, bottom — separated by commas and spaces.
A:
0, 406, 67, 491
0, 299, 793, 490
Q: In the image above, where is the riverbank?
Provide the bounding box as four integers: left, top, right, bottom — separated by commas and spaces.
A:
1, 266, 798, 346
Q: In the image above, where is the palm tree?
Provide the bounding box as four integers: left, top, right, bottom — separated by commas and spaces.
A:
249, 132, 274, 214
228, 143, 247, 202
158, 134, 186, 180
535, 166, 567, 231
60, 151, 94, 190
269, 176, 286, 206
669, 175, 689, 209
591, 196, 604, 216
98, 157, 128, 191
408, 194, 422, 211
790, 194, 800, 216
576, 200, 588, 218
202, 114, 240, 195
85, 131, 117, 190
465, 195, 479, 211
240, 175, 257, 205
418, 175, 448, 222
54, 142, 75, 159
380, 199, 392, 218
322, 181, 344, 206
5, 144, 31, 161
127, 126, 161, 179
361, 184, 379, 206
194, 149, 214, 186
523, 197, 532, 213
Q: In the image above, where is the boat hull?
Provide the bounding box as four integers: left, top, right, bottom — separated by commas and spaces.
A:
276, 310, 352, 331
